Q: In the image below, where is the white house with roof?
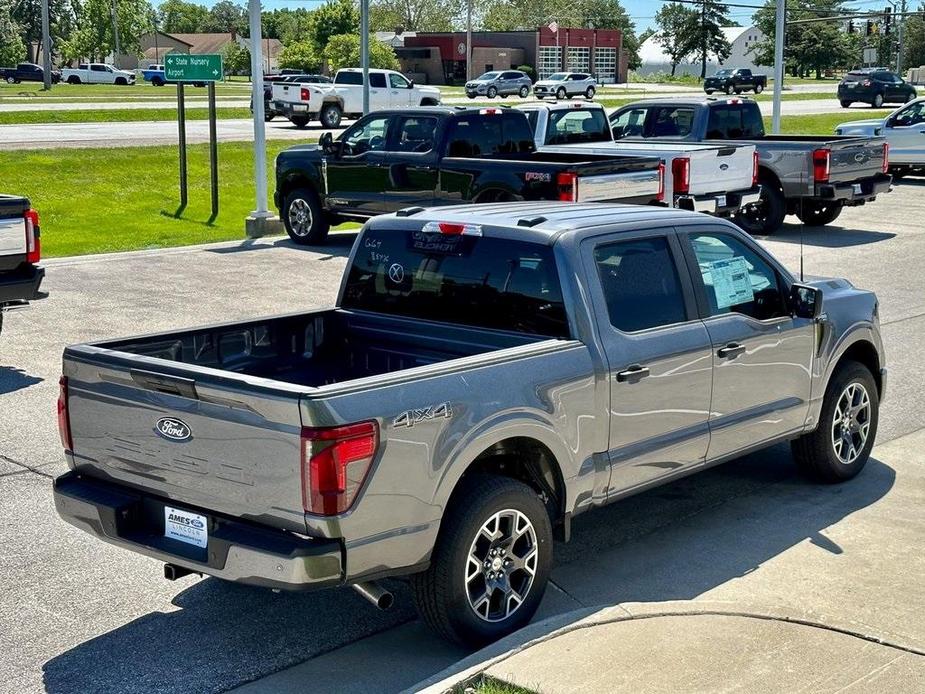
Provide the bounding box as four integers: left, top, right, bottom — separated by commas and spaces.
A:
637, 26, 766, 77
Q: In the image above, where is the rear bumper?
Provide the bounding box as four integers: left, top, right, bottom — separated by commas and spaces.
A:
676, 185, 762, 214
0, 264, 46, 305
815, 173, 892, 205
53, 472, 344, 591
273, 101, 314, 119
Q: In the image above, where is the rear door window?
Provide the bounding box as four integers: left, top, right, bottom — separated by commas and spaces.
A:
611, 107, 648, 138
706, 103, 764, 139
647, 106, 696, 138
343, 228, 569, 337
335, 71, 362, 85
444, 114, 533, 157
390, 116, 438, 153
370, 73, 387, 88
545, 108, 610, 145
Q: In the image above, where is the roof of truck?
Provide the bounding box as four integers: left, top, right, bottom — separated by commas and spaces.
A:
371, 202, 724, 245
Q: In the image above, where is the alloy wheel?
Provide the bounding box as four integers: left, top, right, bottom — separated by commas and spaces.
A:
287, 198, 313, 237
831, 382, 871, 465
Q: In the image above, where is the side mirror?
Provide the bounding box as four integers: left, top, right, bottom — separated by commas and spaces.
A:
319, 131, 338, 155
408, 79, 414, 87
789, 283, 823, 319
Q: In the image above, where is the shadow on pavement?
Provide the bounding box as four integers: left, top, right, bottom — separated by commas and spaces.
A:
204, 231, 358, 257
0, 366, 43, 394
41, 445, 895, 694
758, 225, 895, 248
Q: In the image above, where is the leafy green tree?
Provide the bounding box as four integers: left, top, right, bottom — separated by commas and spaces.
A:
322, 33, 399, 71
61, 0, 153, 63
202, 0, 246, 34
308, 0, 360, 55
0, 1, 27, 66
223, 40, 250, 74
583, 0, 642, 70
368, 0, 460, 32
653, 2, 699, 76
279, 40, 321, 72
157, 0, 208, 33
11, 0, 76, 63
691, 0, 731, 78
904, 7, 925, 71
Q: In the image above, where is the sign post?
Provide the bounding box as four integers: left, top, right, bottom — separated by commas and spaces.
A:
166, 54, 223, 219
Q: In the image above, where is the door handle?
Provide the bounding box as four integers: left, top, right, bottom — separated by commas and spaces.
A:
616, 365, 650, 383
717, 342, 747, 359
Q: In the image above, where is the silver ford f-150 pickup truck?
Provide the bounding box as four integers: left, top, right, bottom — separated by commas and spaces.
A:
54, 203, 886, 646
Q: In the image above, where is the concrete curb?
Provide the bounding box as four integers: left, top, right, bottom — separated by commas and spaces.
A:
407, 599, 925, 693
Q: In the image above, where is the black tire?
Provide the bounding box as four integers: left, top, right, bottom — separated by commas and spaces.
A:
754, 83, 764, 94
725, 84, 735, 95
264, 111, 275, 122
840, 100, 852, 108
467, 94, 476, 99
795, 200, 843, 226
290, 115, 309, 129
152, 77, 164, 87
411, 475, 553, 648
487, 86, 498, 98
734, 175, 786, 235
115, 77, 127, 86
791, 361, 879, 483
705, 89, 715, 95
5, 76, 16, 84
585, 86, 595, 99
556, 87, 566, 100
873, 93, 884, 108
889, 165, 908, 179
282, 187, 329, 245
320, 103, 342, 128
67, 76, 81, 85
519, 85, 529, 98
734, 88, 743, 95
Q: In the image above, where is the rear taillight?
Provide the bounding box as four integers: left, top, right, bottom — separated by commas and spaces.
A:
24, 208, 40, 264
882, 142, 890, 174
752, 150, 759, 186
556, 172, 578, 202
812, 148, 830, 183
57, 376, 73, 451
301, 421, 378, 516
300, 87, 310, 101
671, 157, 690, 195
656, 161, 665, 202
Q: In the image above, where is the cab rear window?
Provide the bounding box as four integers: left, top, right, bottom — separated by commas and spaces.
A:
342, 227, 569, 338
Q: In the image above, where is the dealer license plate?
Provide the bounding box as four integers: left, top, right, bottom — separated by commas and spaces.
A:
293, 104, 308, 112
164, 506, 208, 548
853, 183, 863, 195
716, 194, 726, 208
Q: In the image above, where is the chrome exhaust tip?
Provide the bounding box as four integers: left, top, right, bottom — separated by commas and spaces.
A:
351, 581, 394, 610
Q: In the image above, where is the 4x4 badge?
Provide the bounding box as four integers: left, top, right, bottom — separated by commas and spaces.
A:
393, 403, 452, 428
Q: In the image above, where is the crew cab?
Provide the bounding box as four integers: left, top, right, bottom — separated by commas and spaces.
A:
520, 101, 761, 216
62, 63, 136, 85
0, 62, 60, 84
0, 195, 46, 338
272, 68, 441, 129
704, 68, 767, 95
610, 97, 892, 233
54, 202, 886, 647
274, 107, 662, 244
836, 97, 925, 178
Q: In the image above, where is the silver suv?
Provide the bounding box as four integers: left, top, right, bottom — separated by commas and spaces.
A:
534, 72, 597, 99
465, 70, 532, 99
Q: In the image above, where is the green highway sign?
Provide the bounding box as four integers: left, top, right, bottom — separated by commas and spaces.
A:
165, 53, 223, 82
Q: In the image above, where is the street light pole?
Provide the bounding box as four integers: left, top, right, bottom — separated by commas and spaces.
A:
41, 0, 52, 90
111, 0, 122, 67
897, 0, 907, 74
466, 0, 472, 81
771, 0, 785, 134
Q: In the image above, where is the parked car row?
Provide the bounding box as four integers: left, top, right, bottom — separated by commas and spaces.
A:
0, 62, 60, 85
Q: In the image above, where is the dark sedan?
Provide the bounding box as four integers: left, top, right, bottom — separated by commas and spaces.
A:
838, 69, 917, 108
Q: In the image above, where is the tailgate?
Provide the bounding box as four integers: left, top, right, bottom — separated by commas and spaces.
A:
272, 82, 307, 103
687, 144, 755, 194
0, 195, 27, 271
828, 138, 887, 182
63, 347, 308, 532
570, 156, 662, 203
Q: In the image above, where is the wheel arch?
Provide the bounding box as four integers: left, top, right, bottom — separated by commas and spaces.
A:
278, 171, 322, 208
829, 338, 883, 397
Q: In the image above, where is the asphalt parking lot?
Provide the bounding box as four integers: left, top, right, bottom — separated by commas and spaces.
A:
1, 181, 924, 692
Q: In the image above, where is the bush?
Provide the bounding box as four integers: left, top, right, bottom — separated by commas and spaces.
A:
279, 41, 320, 73
516, 64, 536, 82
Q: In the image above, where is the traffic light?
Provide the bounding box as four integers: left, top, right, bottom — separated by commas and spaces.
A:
884, 6, 892, 35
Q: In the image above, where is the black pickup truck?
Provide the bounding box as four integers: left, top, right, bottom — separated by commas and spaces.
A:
0, 195, 46, 338
704, 68, 767, 95
0, 62, 60, 85
274, 106, 663, 244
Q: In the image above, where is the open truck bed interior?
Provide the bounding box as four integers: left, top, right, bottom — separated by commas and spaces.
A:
96, 309, 546, 389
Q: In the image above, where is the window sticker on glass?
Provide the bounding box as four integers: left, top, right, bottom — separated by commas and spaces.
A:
708, 257, 754, 309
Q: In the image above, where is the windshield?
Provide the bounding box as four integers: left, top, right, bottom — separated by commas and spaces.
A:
547, 73, 569, 81
343, 227, 569, 337
477, 72, 500, 80
714, 70, 733, 77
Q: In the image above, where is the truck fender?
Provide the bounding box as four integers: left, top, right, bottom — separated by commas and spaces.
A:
322, 95, 345, 110
277, 169, 324, 208
808, 321, 882, 427
472, 185, 522, 204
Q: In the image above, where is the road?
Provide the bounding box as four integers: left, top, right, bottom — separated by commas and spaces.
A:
1, 181, 923, 692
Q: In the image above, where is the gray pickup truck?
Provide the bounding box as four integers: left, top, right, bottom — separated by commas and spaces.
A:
0, 194, 46, 337
609, 97, 893, 234
54, 203, 886, 646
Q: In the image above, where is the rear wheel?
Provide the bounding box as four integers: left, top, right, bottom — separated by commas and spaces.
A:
792, 361, 878, 483
320, 103, 342, 128
795, 200, 843, 226
734, 176, 786, 235
487, 86, 498, 98
67, 76, 81, 84
705, 89, 715, 95
152, 76, 164, 87
283, 187, 329, 245
585, 86, 596, 99
519, 85, 529, 98
411, 475, 552, 647
840, 100, 852, 108
872, 93, 884, 108
754, 83, 764, 94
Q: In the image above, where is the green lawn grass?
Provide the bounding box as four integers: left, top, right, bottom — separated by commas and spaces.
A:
0, 107, 253, 125
0, 81, 250, 100
764, 111, 890, 134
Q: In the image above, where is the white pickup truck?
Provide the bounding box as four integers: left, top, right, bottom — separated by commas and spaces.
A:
61, 63, 136, 85
271, 68, 441, 129
519, 101, 762, 217
0, 194, 46, 338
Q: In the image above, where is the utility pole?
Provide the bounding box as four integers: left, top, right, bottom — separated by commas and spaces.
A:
41, 0, 52, 90
361, 0, 369, 114
111, 0, 122, 68
897, 0, 907, 74
466, 0, 472, 81
700, 0, 707, 80
771, 0, 785, 133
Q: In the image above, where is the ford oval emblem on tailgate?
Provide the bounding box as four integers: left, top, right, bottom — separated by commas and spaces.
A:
855, 153, 866, 163
155, 417, 192, 442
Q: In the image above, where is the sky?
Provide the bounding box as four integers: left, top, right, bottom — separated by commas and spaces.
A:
188, 0, 895, 34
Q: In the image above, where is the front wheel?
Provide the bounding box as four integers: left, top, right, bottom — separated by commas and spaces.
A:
67, 76, 81, 84
152, 77, 164, 87
840, 100, 852, 108
585, 86, 596, 99
283, 188, 329, 245
487, 86, 498, 99
705, 89, 715, 95
5, 76, 16, 84
519, 85, 529, 98
754, 83, 764, 94
734, 178, 786, 235
115, 77, 127, 86
792, 361, 879, 483
320, 103, 342, 128
725, 84, 735, 95
411, 475, 552, 647
872, 93, 884, 108
556, 87, 566, 99
795, 200, 843, 226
